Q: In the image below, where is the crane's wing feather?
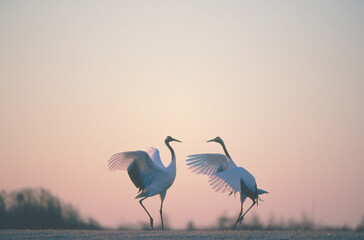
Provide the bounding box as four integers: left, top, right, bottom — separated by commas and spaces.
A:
145, 147, 165, 168
209, 167, 256, 194
186, 153, 229, 175
108, 150, 166, 191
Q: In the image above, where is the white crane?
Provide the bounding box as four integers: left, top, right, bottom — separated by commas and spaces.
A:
108, 136, 181, 230
186, 136, 268, 229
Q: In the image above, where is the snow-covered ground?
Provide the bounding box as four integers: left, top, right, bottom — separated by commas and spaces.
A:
0, 230, 363, 240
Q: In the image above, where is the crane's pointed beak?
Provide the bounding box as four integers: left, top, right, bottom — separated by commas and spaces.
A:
207, 139, 215, 143
173, 138, 182, 143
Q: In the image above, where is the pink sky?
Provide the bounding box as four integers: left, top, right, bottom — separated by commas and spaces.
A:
0, 1, 363, 229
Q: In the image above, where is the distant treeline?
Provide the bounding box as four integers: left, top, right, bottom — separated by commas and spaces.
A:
1, 187, 363, 231
115, 212, 364, 231
185, 213, 364, 232
118, 212, 364, 231
0, 188, 101, 229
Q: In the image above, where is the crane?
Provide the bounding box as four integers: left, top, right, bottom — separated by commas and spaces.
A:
186, 136, 268, 229
108, 136, 181, 230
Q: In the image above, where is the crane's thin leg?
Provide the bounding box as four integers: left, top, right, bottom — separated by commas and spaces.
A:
159, 191, 167, 230
233, 203, 243, 229
160, 200, 164, 230
237, 201, 256, 225
139, 197, 153, 229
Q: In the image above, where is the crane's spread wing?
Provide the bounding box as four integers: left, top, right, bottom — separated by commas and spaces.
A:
186, 153, 229, 175
108, 150, 166, 191
145, 147, 165, 168
209, 167, 256, 195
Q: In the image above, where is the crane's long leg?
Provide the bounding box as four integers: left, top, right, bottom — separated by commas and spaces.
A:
160, 199, 164, 230
159, 191, 167, 230
139, 197, 153, 229
237, 201, 256, 225
232, 203, 243, 229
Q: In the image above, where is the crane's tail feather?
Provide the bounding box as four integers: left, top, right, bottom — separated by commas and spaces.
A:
257, 188, 268, 195
135, 190, 147, 199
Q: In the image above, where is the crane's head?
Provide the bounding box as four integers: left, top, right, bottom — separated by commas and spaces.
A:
165, 136, 182, 143
207, 136, 224, 144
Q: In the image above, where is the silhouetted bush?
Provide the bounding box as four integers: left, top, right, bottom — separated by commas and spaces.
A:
0, 188, 101, 229
186, 220, 196, 231
356, 216, 364, 232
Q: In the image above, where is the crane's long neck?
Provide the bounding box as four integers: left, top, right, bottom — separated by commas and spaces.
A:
165, 140, 176, 171
219, 141, 237, 168
219, 141, 231, 159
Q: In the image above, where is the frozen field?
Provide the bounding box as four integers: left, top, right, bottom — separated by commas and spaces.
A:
0, 230, 363, 240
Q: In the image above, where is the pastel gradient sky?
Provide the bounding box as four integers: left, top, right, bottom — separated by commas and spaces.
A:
1, 1, 363, 229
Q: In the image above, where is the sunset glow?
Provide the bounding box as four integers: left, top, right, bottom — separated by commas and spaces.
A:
1, 1, 363, 229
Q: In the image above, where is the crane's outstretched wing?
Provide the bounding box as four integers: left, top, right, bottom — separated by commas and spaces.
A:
209, 167, 256, 195
108, 150, 166, 191
145, 147, 164, 168
186, 153, 229, 175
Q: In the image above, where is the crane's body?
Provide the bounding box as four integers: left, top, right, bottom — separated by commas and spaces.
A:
186, 137, 268, 229
108, 136, 181, 230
